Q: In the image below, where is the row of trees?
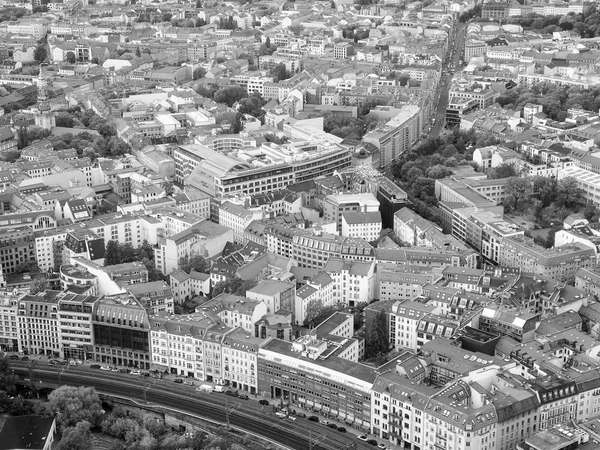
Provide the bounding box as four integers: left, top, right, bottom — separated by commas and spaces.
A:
508, 8, 600, 37
496, 82, 600, 122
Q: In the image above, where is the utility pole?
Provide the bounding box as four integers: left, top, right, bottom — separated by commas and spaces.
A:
58, 364, 69, 386
307, 430, 327, 450
27, 359, 36, 384
142, 379, 155, 403
224, 397, 240, 428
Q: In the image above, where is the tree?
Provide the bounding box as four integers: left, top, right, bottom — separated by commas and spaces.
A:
33, 45, 47, 63
29, 278, 47, 294
55, 112, 75, 128
16, 125, 27, 150
0, 356, 17, 394
213, 86, 248, 107
365, 309, 389, 359
556, 176, 583, 207
193, 67, 206, 80
270, 63, 289, 82
488, 163, 517, 179
178, 255, 209, 273
46, 386, 104, 431
104, 241, 120, 266
59, 421, 92, 450
233, 112, 243, 134
162, 180, 174, 196
211, 278, 257, 298
65, 52, 76, 64
505, 177, 531, 210
1, 149, 20, 163
265, 37, 271, 48
534, 176, 558, 207
135, 48, 141, 57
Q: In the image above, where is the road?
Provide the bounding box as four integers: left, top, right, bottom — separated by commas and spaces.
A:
13, 362, 373, 450
430, 22, 468, 138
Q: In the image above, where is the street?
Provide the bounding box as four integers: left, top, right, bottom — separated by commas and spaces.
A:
430, 22, 468, 138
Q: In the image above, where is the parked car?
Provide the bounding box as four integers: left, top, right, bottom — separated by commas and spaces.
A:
297, 413, 307, 418
9, 355, 19, 360
20, 356, 28, 361
111, 367, 119, 372
327, 423, 337, 429
118, 368, 130, 374
183, 379, 194, 386
308, 416, 319, 422
377, 444, 387, 449
68, 360, 77, 366
287, 416, 296, 421
275, 411, 286, 418
90, 364, 101, 369
259, 399, 269, 405
130, 370, 142, 376
100, 366, 111, 371
225, 390, 238, 397
142, 372, 150, 377
337, 427, 346, 433
76, 359, 83, 365
238, 394, 249, 400
320, 419, 329, 425
173, 378, 183, 384
367, 440, 378, 446
358, 435, 368, 442
49, 360, 60, 366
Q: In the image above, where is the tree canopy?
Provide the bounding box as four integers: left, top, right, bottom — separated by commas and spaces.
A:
46, 386, 104, 431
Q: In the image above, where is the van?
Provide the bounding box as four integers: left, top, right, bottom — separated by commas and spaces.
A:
197, 384, 213, 393
213, 385, 224, 393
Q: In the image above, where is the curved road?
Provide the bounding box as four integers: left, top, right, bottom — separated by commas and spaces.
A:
13, 363, 371, 450
430, 22, 468, 138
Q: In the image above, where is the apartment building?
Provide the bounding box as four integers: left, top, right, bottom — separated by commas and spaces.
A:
323, 258, 375, 307
323, 193, 380, 232
17, 291, 61, 357
198, 294, 268, 335
151, 207, 204, 238
58, 293, 98, 361
34, 226, 71, 273
387, 300, 436, 351
222, 327, 262, 393
218, 202, 259, 244
154, 221, 233, 275
0, 290, 24, 352
448, 88, 499, 109
295, 271, 334, 325
498, 236, 595, 284
479, 305, 539, 342
246, 279, 295, 315
378, 265, 442, 301
292, 233, 375, 269
0, 226, 36, 275
92, 294, 151, 369
363, 104, 422, 169
575, 266, 600, 297
126, 281, 175, 314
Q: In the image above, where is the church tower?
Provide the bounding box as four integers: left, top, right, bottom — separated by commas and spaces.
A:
34, 66, 55, 130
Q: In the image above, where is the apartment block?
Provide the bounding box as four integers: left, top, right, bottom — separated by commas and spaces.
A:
295, 271, 334, 325
17, 291, 61, 357
323, 193, 380, 232
218, 201, 259, 244
58, 293, 98, 361
0, 226, 36, 275
323, 258, 375, 307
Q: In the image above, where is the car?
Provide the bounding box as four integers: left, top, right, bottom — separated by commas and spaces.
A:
287, 416, 296, 421
308, 416, 319, 422
377, 444, 387, 449
59, 360, 69, 365
337, 427, 346, 433
297, 413, 307, 418
358, 435, 368, 442
49, 360, 60, 366
118, 368, 130, 374
20, 356, 28, 361
68, 360, 77, 366
275, 411, 286, 418
100, 366, 111, 371
259, 399, 269, 406
173, 378, 183, 384
327, 423, 337, 429
320, 420, 329, 425
142, 372, 150, 377
9, 355, 18, 360
183, 379, 194, 386
225, 390, 238, 397
367, 440, 378, 446
76, 359, 83, 365
130, 370, 142, 376
238, 394, 249, 400
90, 364, 101, 369
111, 367, 119, 372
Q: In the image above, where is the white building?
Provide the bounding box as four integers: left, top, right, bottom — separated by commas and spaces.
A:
341, 211, 382, 241
323, 258, 375, 307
